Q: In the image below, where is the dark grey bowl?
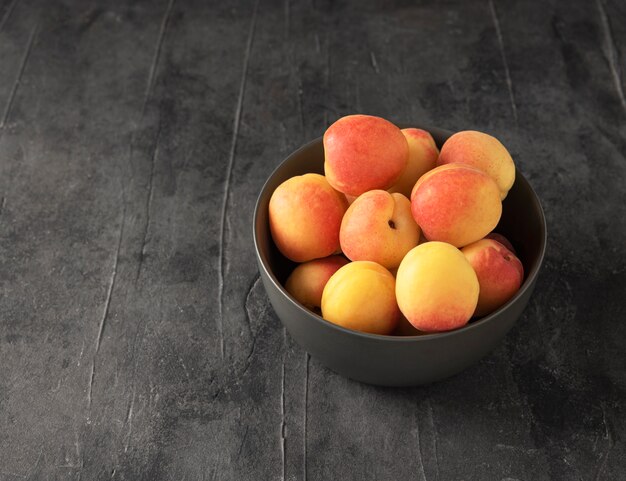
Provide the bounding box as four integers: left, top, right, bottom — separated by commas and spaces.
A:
253, 125, 547, 386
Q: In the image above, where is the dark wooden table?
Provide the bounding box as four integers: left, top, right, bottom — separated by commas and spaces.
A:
1, 0, 625, 479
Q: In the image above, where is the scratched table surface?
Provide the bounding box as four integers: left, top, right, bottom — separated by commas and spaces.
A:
0, 0, 625, 479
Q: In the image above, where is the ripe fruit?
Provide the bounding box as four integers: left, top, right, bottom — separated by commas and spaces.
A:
340, 190, 420, 269
321, 261, 399, 335
323, 115, 408, 196
389, 128, 439, 198
438, 130, 515, 199
411, 164, 502, 247
285, 256, 349, 315
461, 239, 524, 316
269, 173, 348, 262
396, 242, 479, 332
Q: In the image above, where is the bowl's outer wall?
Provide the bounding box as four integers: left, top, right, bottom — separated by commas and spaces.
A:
258, 262, 538, 386
254, 125, 546, 386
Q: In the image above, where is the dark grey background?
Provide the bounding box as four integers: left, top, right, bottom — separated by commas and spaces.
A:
0, 0, 624, 479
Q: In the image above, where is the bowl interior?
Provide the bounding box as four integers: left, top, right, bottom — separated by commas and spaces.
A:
254, 125, 546, 338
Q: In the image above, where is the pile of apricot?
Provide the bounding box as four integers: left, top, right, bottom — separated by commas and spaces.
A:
269, 115, 524, 335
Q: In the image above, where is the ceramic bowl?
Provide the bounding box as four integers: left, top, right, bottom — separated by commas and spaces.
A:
253, 125, 547, 386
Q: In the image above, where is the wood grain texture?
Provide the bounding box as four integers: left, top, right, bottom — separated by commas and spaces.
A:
0, 0, 624, 479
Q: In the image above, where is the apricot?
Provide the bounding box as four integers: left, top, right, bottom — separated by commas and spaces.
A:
388, 128, 439, 198
321, 261, 399, 335
437, 130, 515, 199
396, 242, 479, 332
411, 164, 502, 247
269, 173, 348, 262
340, 190, 420, 269
461, 239, 524, 317
285, 255, 349, 315
323, 115, 408, 196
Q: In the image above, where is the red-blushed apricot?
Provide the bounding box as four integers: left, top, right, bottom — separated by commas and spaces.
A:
396, 242, 479, 332
411, 164, 502, 247
269, 173, 348, 262
321, 261, 399, 335
437, 130, 515, 199
340, 190, 420, 269
461, 239, 524, 317
323, 115, 408, 196
285, 255, 349, 314
389, 128, 439, 198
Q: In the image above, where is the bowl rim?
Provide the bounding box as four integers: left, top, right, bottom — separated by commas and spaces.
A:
253, 129, 548, 343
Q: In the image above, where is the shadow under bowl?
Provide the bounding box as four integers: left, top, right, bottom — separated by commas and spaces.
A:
253, 125, 547, 386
